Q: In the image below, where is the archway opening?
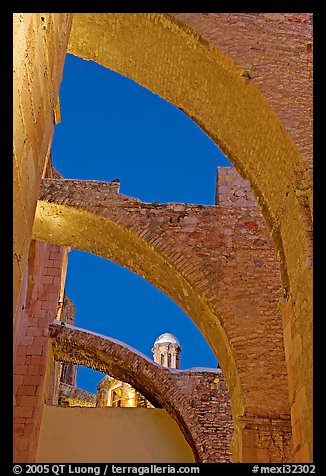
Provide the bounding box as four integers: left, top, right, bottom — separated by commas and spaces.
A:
53, 53, 231, 205
33, 25, 292, 441
51, 52, 228, 395
66, 250, 218, 395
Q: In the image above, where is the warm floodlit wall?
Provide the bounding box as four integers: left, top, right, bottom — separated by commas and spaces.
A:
36, 406, 195, 463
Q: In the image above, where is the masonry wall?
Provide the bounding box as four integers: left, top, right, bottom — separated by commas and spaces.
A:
154, 15, 315, 460
176, 370, 233, 462
13, 13, 72, 319
36, 406, 195, 463
13, 240, 68, 463
59, 382, 96, 404
48, 321, 295, 463
216, 167, 257, 207
13, 15, 72, 460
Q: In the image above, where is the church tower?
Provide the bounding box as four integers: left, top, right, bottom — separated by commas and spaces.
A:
152, 333, 182, 369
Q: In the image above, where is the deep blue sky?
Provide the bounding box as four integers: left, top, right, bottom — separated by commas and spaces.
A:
52, 53, 231, 394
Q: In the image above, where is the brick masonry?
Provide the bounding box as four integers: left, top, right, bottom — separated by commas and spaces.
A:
13, 240, 68, 462
67, 12, 312, 302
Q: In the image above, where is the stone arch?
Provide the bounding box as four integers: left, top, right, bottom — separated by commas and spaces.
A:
65, 13, 313, 460
49, 321, 235, 463
67, 13, 312, 290
33, 177, 291, 461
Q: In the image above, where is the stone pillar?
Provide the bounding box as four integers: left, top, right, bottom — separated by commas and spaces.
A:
96, 376, 111, 407
231, 416, 293, 463
13, 13, 72, 319
59, 295, 77, 387
281, 296, 312, 461
60, 362, 76, 386
13, 242, 68, 462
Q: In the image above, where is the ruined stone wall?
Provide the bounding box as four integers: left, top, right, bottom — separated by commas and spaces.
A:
216, 167, 257, 207
58, 383, 96, 407
13, 240, 68, 463
176, 370, 233, 462
238, 415, 293, 463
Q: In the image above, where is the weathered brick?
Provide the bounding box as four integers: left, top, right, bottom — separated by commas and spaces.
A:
18, 385, 37, 396
23, 375, 41, 386
21, 395, 39, 406
26, 365, 40, 376
14, 406, 34, 418
26, 328, 43, 337
27, 345, 43, 356
14, 423, 25, 435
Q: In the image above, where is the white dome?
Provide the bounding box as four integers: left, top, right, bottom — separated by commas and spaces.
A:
154, 333, 180, 346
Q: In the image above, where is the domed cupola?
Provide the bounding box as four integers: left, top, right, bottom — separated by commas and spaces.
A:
152, 333, 182, 369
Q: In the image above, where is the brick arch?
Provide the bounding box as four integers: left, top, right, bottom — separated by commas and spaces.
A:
48, 321, 235, 463
66, 13, 313, 460
67, 13, 312, 293
33, 177, 292, 461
